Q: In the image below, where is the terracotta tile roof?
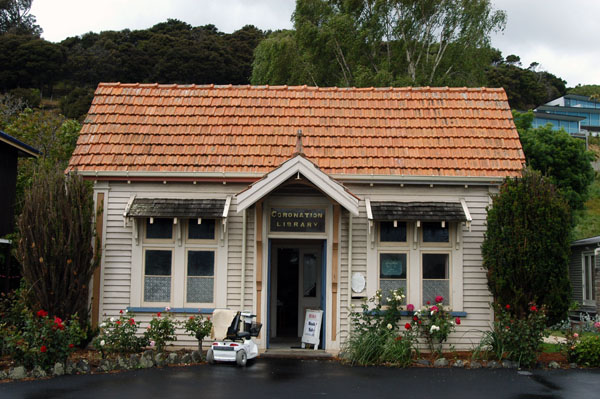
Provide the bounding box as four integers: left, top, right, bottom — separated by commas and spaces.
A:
68, 83, 525, 178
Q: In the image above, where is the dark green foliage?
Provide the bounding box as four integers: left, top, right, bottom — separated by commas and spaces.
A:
59, 87, 93, 120
8, 87, 40, 108
514, 110, 595, 210
568, 84, 600, 98
0, 0, 42, 36
16, 164, 100, 321
486, 55, 566, 110
568, 335, 600, 367
482, 169, 571, 325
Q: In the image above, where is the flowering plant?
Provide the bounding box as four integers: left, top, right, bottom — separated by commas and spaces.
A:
183, 314, 213, 351
410, 295, 456, 355
144, 307, 177, 351
93, 310, 148, 357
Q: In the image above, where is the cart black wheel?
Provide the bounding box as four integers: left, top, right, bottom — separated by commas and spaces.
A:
236, 349, 247, 367
207, 349, 215, 365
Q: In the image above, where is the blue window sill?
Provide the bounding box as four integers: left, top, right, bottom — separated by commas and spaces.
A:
366, 310, 467, 318
127, 307, 214, 314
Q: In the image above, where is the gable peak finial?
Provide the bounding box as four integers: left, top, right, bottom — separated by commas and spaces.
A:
294, 129, 303, 155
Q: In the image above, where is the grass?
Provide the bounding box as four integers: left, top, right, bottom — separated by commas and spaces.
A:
541, 343, 562, 353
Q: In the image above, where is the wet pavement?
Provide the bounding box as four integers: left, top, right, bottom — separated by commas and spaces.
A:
1, 358, 599, 399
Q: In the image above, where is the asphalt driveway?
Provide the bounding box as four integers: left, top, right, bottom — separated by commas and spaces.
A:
1, 358, 599, 399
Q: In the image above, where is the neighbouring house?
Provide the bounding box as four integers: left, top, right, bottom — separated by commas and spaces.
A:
533, 94, 600, 139
0, 130, 40, 293
570, 237, 600, 315
67, 83, 525, 352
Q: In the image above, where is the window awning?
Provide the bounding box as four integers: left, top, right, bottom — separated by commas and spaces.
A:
125, 197, 230, 219
367, 201, 470, 222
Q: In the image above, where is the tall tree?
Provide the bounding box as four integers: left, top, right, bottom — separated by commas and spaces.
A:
0, 0, 42, 36
253, 0, 506, 87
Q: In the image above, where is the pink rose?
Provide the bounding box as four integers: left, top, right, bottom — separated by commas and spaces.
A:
406, 304, 415, 312
431, 305, 439, 313
435, 295, 444, 303
573, 333, 579, 338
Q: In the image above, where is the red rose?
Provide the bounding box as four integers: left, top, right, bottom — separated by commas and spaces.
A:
129, 318, 135, 325
69, 343, 74, 348
405, 323, 411, 330
426, 301, 431, 305
455, 317, 461, 325
530, 305, 537, 312
40, 345, 47, 353
157, 312, 161, 317
189, 316, 195, 320
120, 310, 123, 314
413, 316, 418, 321
505, 304, 510, 310
395, 336, 402, 341
36, 310, 48, 317
116, 320, 121, 325
435, 295, 444, 303
418, 320, 422, 325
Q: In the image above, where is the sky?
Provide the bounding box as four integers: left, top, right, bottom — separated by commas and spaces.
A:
30, 0, 600, 88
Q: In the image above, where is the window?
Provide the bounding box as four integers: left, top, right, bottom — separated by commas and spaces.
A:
380, 221, 407, 242
188, 219, 216, 240
145, 218, 173, 240
583, 253, 596, 303
379, 253, 407, 300
186, 250, 215, 303
422, 253, 449, 305
144, 249, 172, 302
422, 222, 449, 243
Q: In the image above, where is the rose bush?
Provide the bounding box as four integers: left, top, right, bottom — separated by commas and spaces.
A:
410, 295, 457, 355
183, 314, 213, 351
144, 307, 177, 352
93, 310, 148, 357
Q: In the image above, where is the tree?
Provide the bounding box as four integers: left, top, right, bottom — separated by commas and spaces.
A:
514, 110, 595, 210
253, 0, 506, 87
16, 164, 99, 320
482, 168, 571, 325
0, 0, 42, 36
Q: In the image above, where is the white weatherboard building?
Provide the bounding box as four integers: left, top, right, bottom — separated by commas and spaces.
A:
68, 84, 525, 352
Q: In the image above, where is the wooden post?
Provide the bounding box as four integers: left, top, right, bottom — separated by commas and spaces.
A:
91, 193, 104, 329
331, 204, 340, 341
255, 202, 263, 332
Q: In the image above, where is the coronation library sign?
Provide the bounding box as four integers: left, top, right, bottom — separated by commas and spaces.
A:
270, 208, 326, 233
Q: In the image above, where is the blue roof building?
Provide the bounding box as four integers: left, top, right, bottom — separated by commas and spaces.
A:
533, 94, 600, 138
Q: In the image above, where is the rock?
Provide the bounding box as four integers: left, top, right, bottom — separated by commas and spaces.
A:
0, 370, 8, 379
191, 350, 203, 363
487, 360, 500, 369
143, 350, 154, 359
155, 352, 168, 367
76, 359, 91, 374
52, 362, 65, 377
32, 365, 46, 378
434, 358, 449, 367
9, 366, 27, 380
139, 355, 154, 368
569, 363, 578, 369
548, 361, 560, 369
116, 356, 128, 370
65, 360, 76, 375
452, 360, 464, 368
99, 359, 113, 372
181, 353, 192, 364
470, 360, 482, 369
167, 353, 179, 365
502, 360, 518, 369
129, 354, 140, 369
416, 359, 430, 366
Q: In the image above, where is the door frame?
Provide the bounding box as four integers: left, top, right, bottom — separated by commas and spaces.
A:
267, 238, 326, 349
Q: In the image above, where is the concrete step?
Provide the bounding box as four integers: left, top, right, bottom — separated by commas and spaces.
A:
260, 349, 335, 360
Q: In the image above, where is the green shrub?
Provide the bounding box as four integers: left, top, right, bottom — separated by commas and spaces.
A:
3, 309, 85, 370
342, 289, 418, 366
479, 303, 548, 367
144, 308, 177, 351
569, 335, 600, 367
183, 314, 212, 351
93, 310, 148, 357
410, 296, 457, 355
482, 168, 571, 325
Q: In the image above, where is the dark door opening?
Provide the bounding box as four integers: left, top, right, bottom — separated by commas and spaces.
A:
276, 248, 299, 337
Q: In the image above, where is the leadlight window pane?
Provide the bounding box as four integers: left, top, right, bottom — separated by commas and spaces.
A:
422, 222, 449, 242
380, 221, 407, 242
422, 254, 448, 279
145, 250, 172, 276
380, 253, 407, 279
187, 277, 214, 303
188, 219, 216, 240
146, 218, 173, 239
188, 251, 215, 276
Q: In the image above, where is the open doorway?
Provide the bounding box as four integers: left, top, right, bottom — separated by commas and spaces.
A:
269, 240, 324, 349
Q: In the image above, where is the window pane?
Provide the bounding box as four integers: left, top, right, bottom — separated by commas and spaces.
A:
423, 222, 449, 242
145, 250, 172, 276
188, 219, 216, 240
146, 218, 173, 239
187, 277, 214, 303
380, 253, 407, 279
423, 280, 449, 305
422, 254, 448, 279
380, 221, 407, 242
144, 276, 171, 302
188, 251, 215, 276
303, 254, 317, 297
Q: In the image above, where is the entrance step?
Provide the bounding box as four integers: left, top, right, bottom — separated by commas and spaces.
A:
261, 349, 335, 360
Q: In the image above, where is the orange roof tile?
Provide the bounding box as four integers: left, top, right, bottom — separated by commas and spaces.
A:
68, 83, 525, 178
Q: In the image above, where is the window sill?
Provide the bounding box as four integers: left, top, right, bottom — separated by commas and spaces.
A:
127, 307, 214, 314
366, 309, 467, 318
